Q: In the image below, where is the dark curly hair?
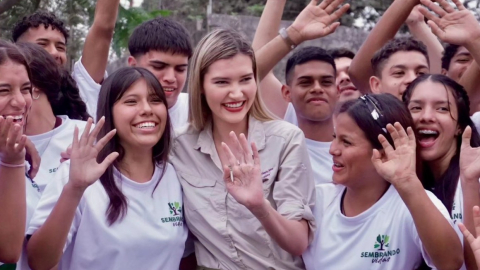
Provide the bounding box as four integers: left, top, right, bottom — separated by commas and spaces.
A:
12, 10, 69, 43
371, 37, 429, 77
329, 48, 355, 60
17, 42, 89, 121
441, 44, 460, 71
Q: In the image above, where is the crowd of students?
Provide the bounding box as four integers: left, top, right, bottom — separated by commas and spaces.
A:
2, 0, 480, 269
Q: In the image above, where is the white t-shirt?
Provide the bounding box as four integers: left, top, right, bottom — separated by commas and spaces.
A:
28, 116, 87, 193
303, 184, 456, 270
284, 102, 298, 126
169, 92, 189, 130
305, 139, 333, 184
72, 58, 105, 120
284, 103, 333, 184
471, 112, 480, 132
27, 162, 188, 270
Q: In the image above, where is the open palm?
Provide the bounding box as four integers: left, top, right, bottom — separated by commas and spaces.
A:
459, 206, 480, 268
0, 116, 27, 164
460, 126, 480, 181
69, 117, 118, 190
290, 0, 350, 43
419, 0, 480, 46
372, 123, 417, 186
220, 132, 264, 210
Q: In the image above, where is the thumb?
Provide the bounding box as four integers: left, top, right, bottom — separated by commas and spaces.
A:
461, 126, 472, 150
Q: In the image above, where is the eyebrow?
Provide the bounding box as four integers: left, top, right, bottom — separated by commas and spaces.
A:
0, 84, 10, 88
297, 75, 335, 80
149, 60, 188, 67
409, 100, 450, 105
455, 52, 471, 57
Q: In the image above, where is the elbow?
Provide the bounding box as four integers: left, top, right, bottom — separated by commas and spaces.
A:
0, 251, 21, 264
288, 238, 309, 257
437, 253, 463, 270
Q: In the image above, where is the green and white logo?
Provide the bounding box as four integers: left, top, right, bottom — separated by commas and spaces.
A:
361, 234, 400, 264
161, 202, 184, 227
374, 235, 390, 251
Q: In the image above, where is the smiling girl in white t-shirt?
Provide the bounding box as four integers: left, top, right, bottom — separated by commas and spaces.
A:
26, 67, 188, 270
303, 94, 463, 270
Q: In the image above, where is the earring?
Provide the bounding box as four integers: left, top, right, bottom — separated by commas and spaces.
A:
32, 89, 40, 100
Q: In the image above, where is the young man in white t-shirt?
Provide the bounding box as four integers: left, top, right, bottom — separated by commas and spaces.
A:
12, 0, 120, 118
126, 18, 192, 130
251, 0, 349, 184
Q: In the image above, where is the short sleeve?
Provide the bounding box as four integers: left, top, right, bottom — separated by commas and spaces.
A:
27, 161, 82, 252
273, 128, 316, 243
72, 57, 106, 120
410, 191, 458, 268
471, 112, 480, 133
283, 103, 298, 126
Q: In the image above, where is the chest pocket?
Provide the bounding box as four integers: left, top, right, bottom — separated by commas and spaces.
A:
179, 172, 218, 212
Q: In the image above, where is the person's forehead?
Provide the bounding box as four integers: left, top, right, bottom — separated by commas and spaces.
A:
383, 51, 429, 69
292, 60, 335, 79
453, 46, 470, 57
19, 25, 66, 43
334, 57, 352, 71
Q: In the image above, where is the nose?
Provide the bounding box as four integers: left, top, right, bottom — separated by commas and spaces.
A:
310, 81, 324, 93
10, 90, 27, 109
337, 71, 350, 86
329, 139, 340, 156
140, 100, 153, 115
419, 106, 436, 123
162, 67, 176, 84
44, 44, 62, 64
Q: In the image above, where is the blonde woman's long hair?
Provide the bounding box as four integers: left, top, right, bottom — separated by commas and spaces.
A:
187, 28, 274, 131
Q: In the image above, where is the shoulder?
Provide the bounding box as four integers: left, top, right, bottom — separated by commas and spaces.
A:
178, 92, 189, 103
315, 184, 344, 210
173, 124, 198, 141
262, 119, 304, 139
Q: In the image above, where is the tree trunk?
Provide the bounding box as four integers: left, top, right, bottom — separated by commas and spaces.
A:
0, 0, 22, 15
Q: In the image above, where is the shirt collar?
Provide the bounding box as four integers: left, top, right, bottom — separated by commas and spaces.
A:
194, 115, 266, 154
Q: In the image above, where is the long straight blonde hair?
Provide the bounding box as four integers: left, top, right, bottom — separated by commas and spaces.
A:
187, 28, 274, 131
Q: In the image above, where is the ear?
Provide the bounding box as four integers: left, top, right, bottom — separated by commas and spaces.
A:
127, 56, 137, 67
456, 126, 463, 136
369, 76, 382, 94
441, 68, 448, 76
281, 85, 292, 102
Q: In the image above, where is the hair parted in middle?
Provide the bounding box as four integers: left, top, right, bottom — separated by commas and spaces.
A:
187, 28, 274, 131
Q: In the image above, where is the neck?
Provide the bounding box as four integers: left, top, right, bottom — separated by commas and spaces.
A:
297, 116, 334, 142
427, 144, 458, 180
342, 175, 390, 217
212, 116, 249, 145
26, 99, 56, 136
118, 148, 154, 183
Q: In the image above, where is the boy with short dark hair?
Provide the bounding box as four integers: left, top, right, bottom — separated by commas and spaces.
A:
12, 0, 121, 118
329, 48, 360, 102
127, 17, 193, 129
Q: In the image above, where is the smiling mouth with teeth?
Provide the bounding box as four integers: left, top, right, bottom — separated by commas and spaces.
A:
418, 129, 439, 144
2, 115, 23, 123
163, 88, 175, 92
224, 101, 245, 108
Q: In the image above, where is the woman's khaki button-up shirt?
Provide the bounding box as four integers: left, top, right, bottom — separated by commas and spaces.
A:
171, 117, 316, 270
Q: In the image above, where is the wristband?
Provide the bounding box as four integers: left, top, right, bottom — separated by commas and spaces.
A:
0, 160, 25, 168
279, 27, 297, 50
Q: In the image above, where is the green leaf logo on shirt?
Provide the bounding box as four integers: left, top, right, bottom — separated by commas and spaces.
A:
374, 234, 390, 251
168, 202, 182, 216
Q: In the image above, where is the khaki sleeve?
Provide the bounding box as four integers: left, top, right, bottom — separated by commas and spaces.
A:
273, 128, 317, 244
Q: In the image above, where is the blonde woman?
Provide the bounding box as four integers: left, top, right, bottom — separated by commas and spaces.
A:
171, 28, 317, 269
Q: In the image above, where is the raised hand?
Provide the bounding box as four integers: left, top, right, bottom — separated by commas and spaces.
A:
68, 117, 118, 191
460, 126, 480, 181
219, 132, 264, 211
25, 138, 40, 178
419, 0, 480, 47
289, 0, 350, 44
406, 5, 425, 25
459, 206, 480, 268
0, 116, 27, 165
371, 123, 418, 188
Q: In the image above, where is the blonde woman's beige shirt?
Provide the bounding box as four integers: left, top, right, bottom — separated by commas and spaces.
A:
171, 117, 316, 270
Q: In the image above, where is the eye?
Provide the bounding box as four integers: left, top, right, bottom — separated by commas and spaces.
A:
409, 106, 421, 111
417, 70, 427, 76
124, 99, 136, 104
343, 139, 351, 146
332, 133, 336, 139
175, 67, 187, 73
150, 97, 162, 103
151, 65, 165, 71
438, 107, 449, 112
322, 81, 334, 86
393, 71, 404, 76
0, 89, 9, 94
56, 46, 66, 52
241, 77, 253, 83
214, 80, 228, 85
21, 87, 31, 93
